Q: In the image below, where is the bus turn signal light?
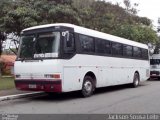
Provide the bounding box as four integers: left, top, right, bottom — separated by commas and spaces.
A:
52, 74, 60, 79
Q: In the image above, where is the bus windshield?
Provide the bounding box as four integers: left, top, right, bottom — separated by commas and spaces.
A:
18, 32, 60, 60
150, 59, 160, 65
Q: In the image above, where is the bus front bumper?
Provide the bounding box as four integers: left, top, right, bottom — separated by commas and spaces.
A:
150, 75, 160, 78
150, 71, 160, 78
15, 79, 62, 92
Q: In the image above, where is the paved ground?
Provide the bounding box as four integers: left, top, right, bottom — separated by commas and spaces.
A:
0, 76, 32, 97
0, 80, 160, 114
0, 88, 32, 97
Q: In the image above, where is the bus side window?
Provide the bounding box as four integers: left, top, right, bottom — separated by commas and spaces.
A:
142, 49, 149, 60
79, 35, 94, 53
112, 42, 123, 56
133, 47, 142, 58
123, 45, 133, 57
64, 32, 75, 53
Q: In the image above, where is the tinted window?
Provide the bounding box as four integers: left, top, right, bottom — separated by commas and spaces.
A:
20, 35, 35, 58
64, 32, 75, 53
133, 47, 142, 58
35, 32, 60, 54
105, 41, 111, 54
96, 39, 106, 54
142, 49, 148, 59
123, 45, 133, 57
112, 42, 123, 56
66, 33, 74, 48
79, 35, 94, 53
150, 59, 160, 65
95, 39, 111, 54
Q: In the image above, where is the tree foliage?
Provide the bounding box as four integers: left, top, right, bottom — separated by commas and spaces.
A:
113, 24, 158, 43
0, 0, 158, 44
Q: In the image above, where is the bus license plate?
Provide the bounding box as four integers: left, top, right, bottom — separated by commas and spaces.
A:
29, 84, 37, 89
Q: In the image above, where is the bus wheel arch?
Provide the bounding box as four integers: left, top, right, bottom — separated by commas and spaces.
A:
132, 71, 140, 88
81, 72, 97, 97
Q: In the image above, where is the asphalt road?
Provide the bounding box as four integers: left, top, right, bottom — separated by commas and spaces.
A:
0, 80, 160, 114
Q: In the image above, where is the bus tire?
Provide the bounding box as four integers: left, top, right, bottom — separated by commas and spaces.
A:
81, 76, 94, 97
132, 73, 140, 88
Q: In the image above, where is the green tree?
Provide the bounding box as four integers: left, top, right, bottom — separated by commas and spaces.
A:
0, 0, 158, 44
0, 0, 81, 35
113, 24, 158, 43
48, 4, 81, 24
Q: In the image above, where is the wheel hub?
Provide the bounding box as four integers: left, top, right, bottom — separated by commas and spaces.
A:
135, 78, 139, 86
84, 81, 92, 93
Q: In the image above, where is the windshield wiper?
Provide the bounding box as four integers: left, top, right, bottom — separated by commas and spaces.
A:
21, 57, 29, 62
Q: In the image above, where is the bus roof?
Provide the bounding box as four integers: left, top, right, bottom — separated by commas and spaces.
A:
22, 23, 148, 49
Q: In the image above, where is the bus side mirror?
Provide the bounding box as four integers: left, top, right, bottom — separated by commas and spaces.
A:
63, 31, 75, 54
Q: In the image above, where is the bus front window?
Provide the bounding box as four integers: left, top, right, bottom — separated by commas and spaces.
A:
18, 32, 60, 60
150, 59, 160, 65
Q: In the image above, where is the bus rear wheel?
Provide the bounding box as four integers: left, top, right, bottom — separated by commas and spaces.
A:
132, 73, 140, 88
81, 76, 94, 97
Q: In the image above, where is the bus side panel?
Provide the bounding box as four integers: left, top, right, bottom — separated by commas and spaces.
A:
62, 56, 149, 92
101, 67, 148, 86
140, 68, 150, 81
133, 60, 150, 82
63, 66, 100, 92
99, 58, 132, 87
63, 67, 81, 92
105, 67, 123, 86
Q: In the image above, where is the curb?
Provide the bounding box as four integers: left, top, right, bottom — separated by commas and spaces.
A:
0, 92, 44, 102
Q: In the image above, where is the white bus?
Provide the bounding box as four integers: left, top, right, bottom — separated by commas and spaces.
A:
150, 54, 160, 79
14, 23, 150, 97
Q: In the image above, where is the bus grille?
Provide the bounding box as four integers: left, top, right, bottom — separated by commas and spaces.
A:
150, 71, 159, 75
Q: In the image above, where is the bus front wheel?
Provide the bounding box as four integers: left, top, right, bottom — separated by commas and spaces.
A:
81, 76, 94, 97
132, 73, 140, 88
